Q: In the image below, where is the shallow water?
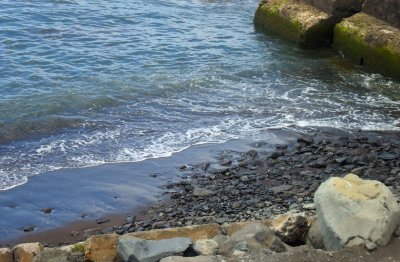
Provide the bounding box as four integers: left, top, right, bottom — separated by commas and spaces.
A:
1, 0, 400, 190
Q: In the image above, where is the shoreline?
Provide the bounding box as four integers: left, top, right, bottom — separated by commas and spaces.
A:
1, 126, 398, 249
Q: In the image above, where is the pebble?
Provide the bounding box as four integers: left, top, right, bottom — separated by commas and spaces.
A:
41, 208, 53, 214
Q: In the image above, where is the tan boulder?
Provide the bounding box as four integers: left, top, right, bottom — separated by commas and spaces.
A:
85, 233, 119, 262
315, 174, 400, 250
13, 243, 43, 262
0, 248, 13, 262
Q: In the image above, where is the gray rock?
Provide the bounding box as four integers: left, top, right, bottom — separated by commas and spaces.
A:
365, 240, 377, 251
160, 256, 222, 262
193, 239, 219, 256
33, 249, 69, 262
118, 236, 192, 262
193, 188, 215, 197
270, 185, 292, 194
347, 237, 365, 247
219, 222, 287, 256
315, 174, 400, 250
302, 203, 315, 210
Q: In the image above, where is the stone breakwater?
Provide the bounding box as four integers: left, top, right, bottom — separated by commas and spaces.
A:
254, 0, 400, 79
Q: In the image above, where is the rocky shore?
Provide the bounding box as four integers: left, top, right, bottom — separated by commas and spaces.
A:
114, 128, 400, 235
1, 128, 399, 262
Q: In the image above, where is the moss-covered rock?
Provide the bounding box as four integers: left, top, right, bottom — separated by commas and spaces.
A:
254, 0, 335, 48
333, 13, 400, 79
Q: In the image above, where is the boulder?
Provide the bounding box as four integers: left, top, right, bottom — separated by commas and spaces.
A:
127, 224, 221, 241
33, 248, 69, 262
271, 212, 310, 244
219, 222, 287, 255
254, 0, 335, 48
13, 243, 44, 262
193, 239, 219, 255
0, 248, 12, 262
85, 233, 119, 262
118, 236, 192, 262
333, 12, 400, 79
362, 0, 400, 28
315, 174, 400, 250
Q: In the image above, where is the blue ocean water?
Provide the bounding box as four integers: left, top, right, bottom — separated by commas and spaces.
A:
1, 0, 399, 190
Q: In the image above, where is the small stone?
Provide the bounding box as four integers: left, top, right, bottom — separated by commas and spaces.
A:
297, 136, 314, 145
70, 231, 79, 236
276, 144, 288, 150
231, 250, 246, 257
221, 159, 232, 166
22, 226, 35, 232
303, 203, 315, 210
96, 218, 110, 224
270, 185, 292, 194
347, 237, 365, 247
193, 188, 215, 197
41, 208, 53, 214
365, 240, 377, 251
377, 153, 397, 160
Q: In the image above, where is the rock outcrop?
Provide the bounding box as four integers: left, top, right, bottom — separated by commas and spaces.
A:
117, 236, 192, 262
315, 174, 400, 250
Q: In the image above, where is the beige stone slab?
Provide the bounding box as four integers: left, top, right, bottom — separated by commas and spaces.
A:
127, 224, 222, 241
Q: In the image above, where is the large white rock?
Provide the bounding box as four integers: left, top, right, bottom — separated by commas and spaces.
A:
315, 174, 400, 250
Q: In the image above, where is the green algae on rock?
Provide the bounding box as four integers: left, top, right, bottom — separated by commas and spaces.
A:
333, 13, 400, 79
254, 0, 334, 48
